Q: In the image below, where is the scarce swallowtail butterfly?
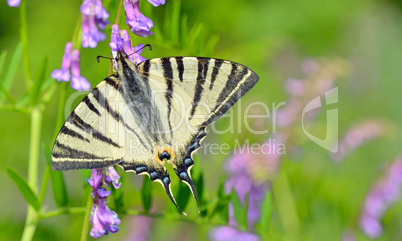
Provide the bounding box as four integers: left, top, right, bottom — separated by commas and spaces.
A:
51, 51, 259, 212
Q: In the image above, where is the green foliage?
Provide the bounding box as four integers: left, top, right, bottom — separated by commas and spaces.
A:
1, 0, 402, 240
6, 167, 40, 211
141, 176, 153, 212
43, 145, 68, 207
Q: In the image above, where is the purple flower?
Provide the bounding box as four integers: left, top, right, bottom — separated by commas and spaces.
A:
331, 120, 389, 162
123, 216, 153, 241
7, 0, 20, 7
359, 157, 402, 238
110, 24, 124, 52
70, 50, 91, 91
105, 166, 122, 189
87, 167, 122, 238
109, 24, 147, 69
147, 0, 165, 7
90, 199, 121, 238
80, 0, 109, 48
124, 0, 154, 37
51, 42, 73, 82
209, 226, 260, 241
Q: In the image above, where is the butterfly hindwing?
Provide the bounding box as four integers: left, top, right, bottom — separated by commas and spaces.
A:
137, 56, 259, 207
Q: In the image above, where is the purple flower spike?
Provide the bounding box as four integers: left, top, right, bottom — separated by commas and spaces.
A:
51, 42, 73, 82
209, 226, 260, 241
109, 24, 147, 68
90, 199, 121, 238
359, 157, 402, 239
88, 167, 121, 238
88, 169, 104, 189
124, 0, 154, 37
70, 50, 91, 91
105, 166, 122, 189
147, 0, 165, 7
120, 30, 136, 63
81, 0, 109, 48
110, 24, 124, 51
7, 0, 21, 7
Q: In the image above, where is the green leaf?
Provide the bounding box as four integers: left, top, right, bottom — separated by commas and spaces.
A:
80, 169, 92, 205
0, 51, 8, 79
17, 92, 29, 107
231, 189, 246, 228
175, 181, 191, 213
112, 169, 124, 211
141, 176, 153, 212
0, 43, 22, 104
209, 175, 230, 222
169, 0, 181, 43
195, 170, 207, 216
43, 145, 68, 207
6, 167, 40, 211
30, 55, 48, 106
259, 191, 273, 235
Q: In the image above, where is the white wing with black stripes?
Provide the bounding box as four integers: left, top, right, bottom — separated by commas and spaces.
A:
51, 51, 259, 212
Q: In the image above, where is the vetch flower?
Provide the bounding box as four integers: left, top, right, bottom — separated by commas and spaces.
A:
90, 199, 121, 238
87, 167, 122, 238
331, 120, 390, 162
105, 166, 122, 189
124, 0, 154, 37
7, 0, 20, 7
359, 156, 402, 239
209, 226, 260, 241
71, 50, 91, 91
124, 216, 153, 241
80, 0, 109, 48
147, 0, 165, 7
109, 24, 147, 69
51, 42, 73, 82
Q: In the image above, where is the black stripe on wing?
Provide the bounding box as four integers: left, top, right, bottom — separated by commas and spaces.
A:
68, 111, 121, 148
175, 57, 184, 82
161, 58, 174, 137
189, 58, 209, 119
91, 86, 152, 150
209, 59, 224, 90
204, 65, 259, 126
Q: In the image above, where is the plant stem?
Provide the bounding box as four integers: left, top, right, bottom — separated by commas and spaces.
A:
21, 107, 42, 241
39, 207, 87, 220
272, 164, 300, 241
80, 191, 93, 241
19, 0, 32, 89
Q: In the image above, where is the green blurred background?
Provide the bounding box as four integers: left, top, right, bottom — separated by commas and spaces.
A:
1, 0, 402, 240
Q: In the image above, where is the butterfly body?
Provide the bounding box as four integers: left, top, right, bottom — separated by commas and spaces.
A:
52, 52, 259, 211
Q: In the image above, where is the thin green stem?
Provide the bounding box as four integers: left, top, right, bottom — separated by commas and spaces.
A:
0, 105, 31, 114
21, 107, 42, 241
19, 0, 32, 89
80, 191, 93, 241
38, 165, 50, 206
114, 0, 124, 25
272, 164, 300, 241
27, 108, 41, 194
52, 82, 68, 142
72, 15, 82, 50
39, 207, 87, 220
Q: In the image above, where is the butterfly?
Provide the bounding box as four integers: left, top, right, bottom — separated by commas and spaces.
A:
51, 51, 259, 212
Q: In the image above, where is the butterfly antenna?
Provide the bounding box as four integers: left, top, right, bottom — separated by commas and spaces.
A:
135, 44, 152, 53
96, 55, 113, 63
